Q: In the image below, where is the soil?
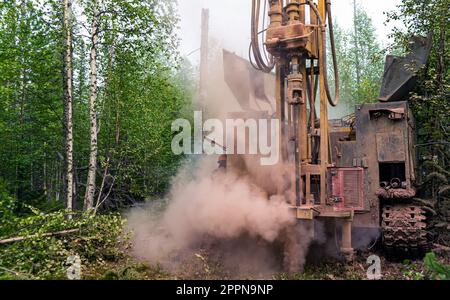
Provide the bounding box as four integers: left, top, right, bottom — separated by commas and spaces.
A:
85, 247, 450, 280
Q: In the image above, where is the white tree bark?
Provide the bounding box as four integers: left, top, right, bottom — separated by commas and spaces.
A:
353, 0, 361, 88
63, 0, 74, 218
84, 1, 99, 211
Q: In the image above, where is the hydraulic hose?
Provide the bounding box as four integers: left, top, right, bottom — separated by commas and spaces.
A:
250, 0, 340, 106
305, 0, 340, 107
250, 0, 275, 73
326, 0, 340, 107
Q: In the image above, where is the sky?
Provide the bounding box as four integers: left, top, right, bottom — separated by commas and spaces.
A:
177, 0, 404, 64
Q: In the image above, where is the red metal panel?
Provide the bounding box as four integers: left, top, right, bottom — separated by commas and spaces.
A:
330, 168, 365, 211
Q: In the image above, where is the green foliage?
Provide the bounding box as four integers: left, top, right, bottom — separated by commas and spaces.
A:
0, 0, 64, 202
327, 3, 385, 115
424, 252, 450, 280
350, 4, 385, 104
0, 0, 193, 279
99, 49, 193, 200
385, 0, 449, 140
401, 260, 426, 280
0, 194, 127, 279
71, 0, 193, 206
98, 262, 171, 280
0, 178, 16, 236
0, 0, 193, 210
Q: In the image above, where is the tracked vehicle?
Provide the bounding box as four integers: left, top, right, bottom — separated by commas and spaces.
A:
222, 0, 434, 257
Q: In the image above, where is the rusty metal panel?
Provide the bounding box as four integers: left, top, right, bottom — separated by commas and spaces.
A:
334, 141, 357, 168
329, 168, 365, 211
379, 35, 432, 102
223, 50, 275, 111
355, 101, 415, 228
376, 132, 406, 162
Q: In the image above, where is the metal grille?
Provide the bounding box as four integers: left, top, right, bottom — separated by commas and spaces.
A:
330, 168, 365, 211
343, 170, 361, 208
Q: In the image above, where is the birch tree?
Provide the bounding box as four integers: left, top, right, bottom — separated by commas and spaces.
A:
80, 0, 182, 210
63, 0, 74, 216
84, 0, 99, 211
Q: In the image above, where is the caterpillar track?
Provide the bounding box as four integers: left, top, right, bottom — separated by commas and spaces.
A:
382, 205, 431, 256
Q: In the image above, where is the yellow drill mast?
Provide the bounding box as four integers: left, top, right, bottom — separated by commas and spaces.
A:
251, 0, 340, 209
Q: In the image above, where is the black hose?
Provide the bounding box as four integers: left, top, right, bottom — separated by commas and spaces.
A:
250, 0, 340, 107
326, 0, 340, 107
305, 0, 340, 107
250, 0, 275, 73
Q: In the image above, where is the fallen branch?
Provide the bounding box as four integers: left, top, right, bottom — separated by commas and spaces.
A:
0, 229, 80, 245
0, 266, 36, 279
0, 266, 21, 276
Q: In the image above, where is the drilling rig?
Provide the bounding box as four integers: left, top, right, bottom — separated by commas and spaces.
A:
242, 0, 433, 258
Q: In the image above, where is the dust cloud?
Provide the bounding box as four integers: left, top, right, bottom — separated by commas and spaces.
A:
127, 152, 324, 276
126, 48, 317, 278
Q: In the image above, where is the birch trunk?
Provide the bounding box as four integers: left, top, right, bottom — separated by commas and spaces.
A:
353, 0, 361, 88
84, 2, 99, 211
63, 0, 74, 218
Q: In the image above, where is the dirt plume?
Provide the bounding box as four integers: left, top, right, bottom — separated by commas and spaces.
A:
127, 47, 316, 277
127, 157, 315, 277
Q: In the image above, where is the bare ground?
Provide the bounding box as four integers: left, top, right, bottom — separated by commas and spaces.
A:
84, 247, 450, 280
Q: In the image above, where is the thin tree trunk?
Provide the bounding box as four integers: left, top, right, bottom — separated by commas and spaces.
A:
353, 0, 361, 89
17, 1, 27, 199
43, 158, 48, 198
437, 24, 445, 91
63, 0, 74, 218
84, 1, 99, 211
95, 43, 115, 213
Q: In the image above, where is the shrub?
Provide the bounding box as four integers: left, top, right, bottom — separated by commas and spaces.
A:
0, 179, 16, 237
0, 204, 128, 279
424, 252, 450, 280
